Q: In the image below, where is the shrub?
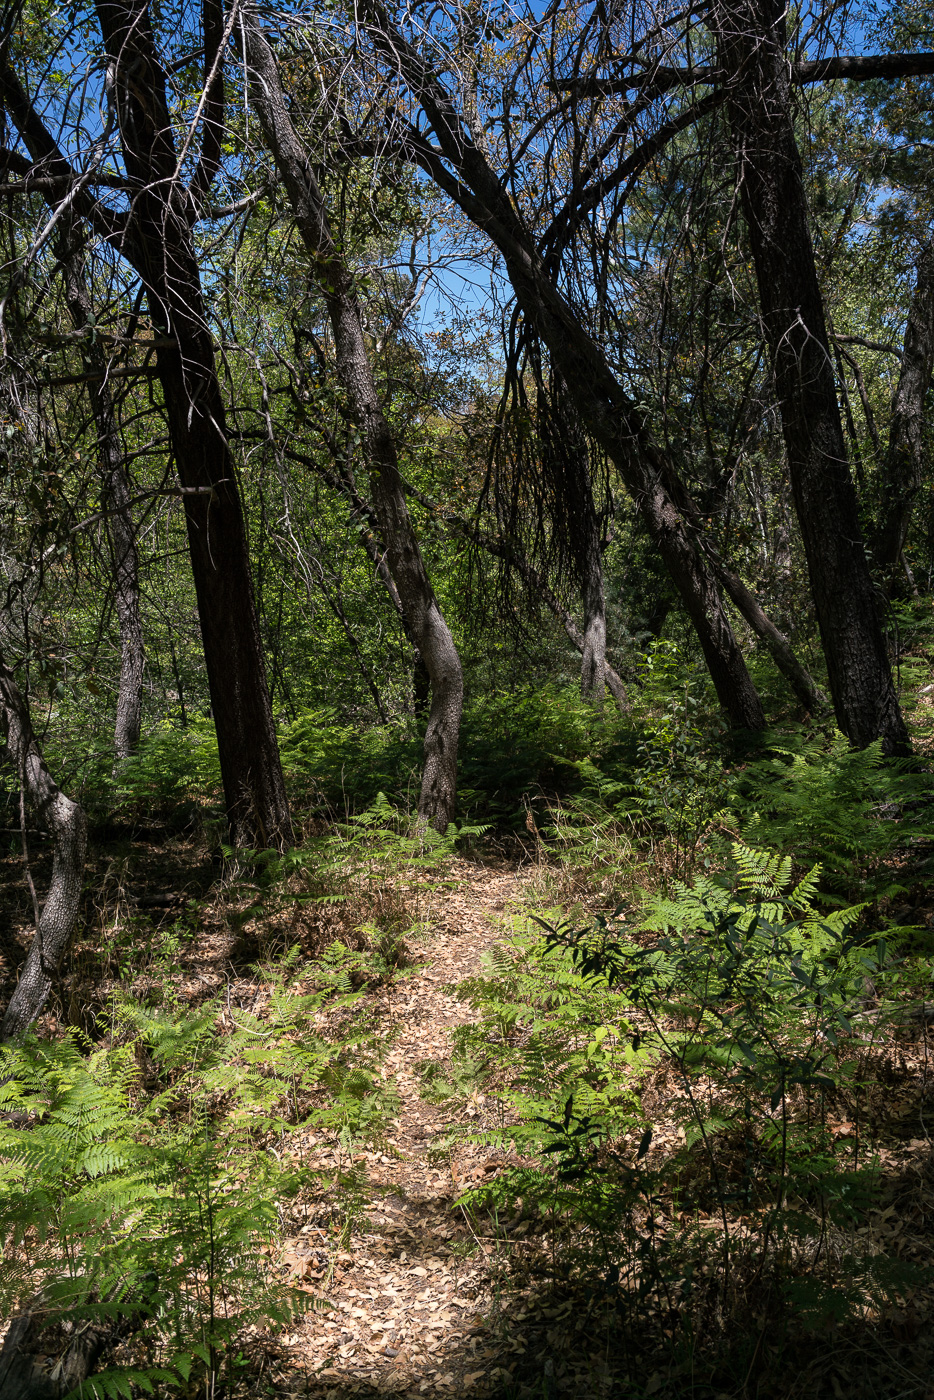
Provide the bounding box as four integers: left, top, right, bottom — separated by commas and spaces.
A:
446, 846, 924, 1379
727, 730, 934, 904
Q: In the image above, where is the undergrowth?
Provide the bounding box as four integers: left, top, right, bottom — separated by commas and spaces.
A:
0, 951, 398, 1398
3, 672, 933, 1398
444, 843, 933, 1389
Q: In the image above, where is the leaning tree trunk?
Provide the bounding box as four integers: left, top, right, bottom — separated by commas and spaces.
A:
874, 238, 934, 588
307, 455, 436, 719
710, 557, 829, 713
94, 0, 291, 846
0, 654, 87, 1041
244, 11, 463, 830
659, 461, 829, 711
484, 241, 765, 727
57, 216, 144, 765
714, 0, 908, 754
356, 5, 764, 731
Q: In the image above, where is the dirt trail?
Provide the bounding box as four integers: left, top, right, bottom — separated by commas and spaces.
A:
272, 858, 535, 1399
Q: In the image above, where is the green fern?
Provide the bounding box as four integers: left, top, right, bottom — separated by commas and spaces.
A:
642, 841, 866, 958
0, 948, 398, 1395
727, 730, 933, 903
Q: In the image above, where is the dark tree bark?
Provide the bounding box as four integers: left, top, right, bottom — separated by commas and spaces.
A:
874, 239, 934, 585
0, 1309, 105, 1400
658, 463, 829, 711
92, 0, 291, 845
355, 1, 764, 730
244, 10, 463, 829
713, 0, 909, 754
709, 557, 829, 712
57, 217, 144, 765
0, 654, 87, 1040
0, 11, 290, 846
0, 1289, 146, 1400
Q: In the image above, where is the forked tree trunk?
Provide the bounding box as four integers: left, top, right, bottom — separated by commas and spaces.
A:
244, 11, 463, 830
875, 239, 934, 587
94, 0, 291, 846
714, 0, 909, 754
564, 429, 613, 706
497, 264, 764, 727
0, 655, 87, 1041
487, 537, 629, 709
57, 217, 144, 765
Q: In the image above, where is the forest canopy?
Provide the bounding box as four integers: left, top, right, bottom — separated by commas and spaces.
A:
0, 0, 933, 1393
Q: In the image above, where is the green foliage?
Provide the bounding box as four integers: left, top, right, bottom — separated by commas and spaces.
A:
448, 845, 921, 1335
456, 686, 617, 824
110, 719, 223, 824
0, 952, 397, 1394
540, 653, 735, 892
438, 916, 651, 1254
280, 687, 619, 827
726, 730, 934, 903
280, 709, 423, 815
225, 792, 488, 973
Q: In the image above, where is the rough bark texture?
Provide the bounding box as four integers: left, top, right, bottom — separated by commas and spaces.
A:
561, 426, 614, 706
491, 234, 765, 728
0, 1292, 143, 1400
660, 464, 828, 711
875, 239, 934, 584
0, 657, 87, 1041
57, 218, 144, 764
714, 0, 908, 754
358, 2, 764, 731
94, 0, 291, 845
244, 10, 463, 830
0, 1312, 103, 1400
710, 558, 829, 712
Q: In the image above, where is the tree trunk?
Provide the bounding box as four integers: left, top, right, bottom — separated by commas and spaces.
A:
244, 10, 463, 830
874, 239, 934, 586
710, 558, 829, 712
0, 1293, 141, 1399
713, 0, 909, 754
660, 462, 829, 711
56, 217, 144, 765
485, 536, 629, 710
356, 7, 764, 730
496, 255, 764, 729
561, 414, 614, 706
286, 449, 440, 721
94, 0, 291, 846
0, 654, 87, 1040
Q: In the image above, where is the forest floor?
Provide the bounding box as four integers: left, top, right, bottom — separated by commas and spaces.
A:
3, 831, 934, 1399
236, 851, 934, 1400
260, 857, 544, 1400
